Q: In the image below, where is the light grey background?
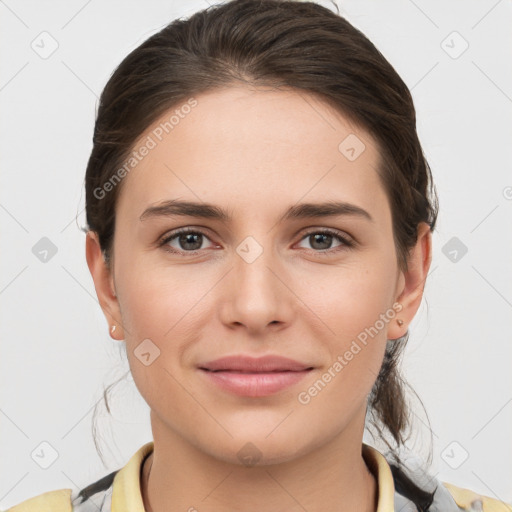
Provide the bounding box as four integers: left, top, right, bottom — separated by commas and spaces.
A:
1, 0, 511, 508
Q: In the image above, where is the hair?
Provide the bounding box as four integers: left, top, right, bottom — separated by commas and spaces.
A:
84, 0, 439, 509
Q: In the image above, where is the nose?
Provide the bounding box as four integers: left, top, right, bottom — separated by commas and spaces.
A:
218, 238, 295, 335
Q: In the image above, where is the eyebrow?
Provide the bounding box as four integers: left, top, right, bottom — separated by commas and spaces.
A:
139, 199, 374, 223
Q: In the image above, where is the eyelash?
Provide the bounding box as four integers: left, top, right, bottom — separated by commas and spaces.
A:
157, 227, 355, 256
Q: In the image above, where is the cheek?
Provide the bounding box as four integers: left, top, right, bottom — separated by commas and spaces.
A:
117, 245, 209, 337
115, 256, 212, 392
292, 256, 398, 346
294, 264, 394, 415
291, 255, 396, 399
296, 341, 386, 437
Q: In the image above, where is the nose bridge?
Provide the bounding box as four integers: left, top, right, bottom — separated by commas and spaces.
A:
235, 233, 279, 302
223, 233, 291, 330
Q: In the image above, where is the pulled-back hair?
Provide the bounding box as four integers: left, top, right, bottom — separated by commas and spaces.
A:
85, 1, 439, 509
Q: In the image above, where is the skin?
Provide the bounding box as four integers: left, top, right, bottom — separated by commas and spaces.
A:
86, 85, 432, 512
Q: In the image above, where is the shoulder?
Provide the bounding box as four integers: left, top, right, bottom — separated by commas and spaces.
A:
4, 469, 118, 512
442, 481, 512, 512
3, 488, 73, 512
3, 442, 152, 512
367, 442, 511, 512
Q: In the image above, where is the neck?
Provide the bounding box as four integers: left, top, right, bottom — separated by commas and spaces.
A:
141, 413, 378, 512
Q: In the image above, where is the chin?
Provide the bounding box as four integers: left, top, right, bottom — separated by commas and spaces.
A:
200, 432, 312, 468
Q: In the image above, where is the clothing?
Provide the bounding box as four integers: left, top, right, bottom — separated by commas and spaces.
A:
4, 441, 511, 512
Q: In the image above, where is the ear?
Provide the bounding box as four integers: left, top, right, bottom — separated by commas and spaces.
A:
85, 231, 125, 340
387, 222, 432, 340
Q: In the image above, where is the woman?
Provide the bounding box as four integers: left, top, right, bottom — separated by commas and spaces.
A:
6, 0, 510, 511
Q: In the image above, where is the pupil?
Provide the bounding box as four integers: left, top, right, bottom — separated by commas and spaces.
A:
180, 233, 202, 250
311, 233, 331, 250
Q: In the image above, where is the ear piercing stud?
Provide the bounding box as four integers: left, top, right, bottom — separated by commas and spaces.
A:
110, 325, 117, 334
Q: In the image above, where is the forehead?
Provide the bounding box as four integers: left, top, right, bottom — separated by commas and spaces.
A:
117, 85, 389, 223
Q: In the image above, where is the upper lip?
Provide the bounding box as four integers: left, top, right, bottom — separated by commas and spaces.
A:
199, 355, 314, 372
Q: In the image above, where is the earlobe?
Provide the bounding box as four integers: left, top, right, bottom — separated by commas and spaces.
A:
85, 231, 125, 340
387, 222, 432, 340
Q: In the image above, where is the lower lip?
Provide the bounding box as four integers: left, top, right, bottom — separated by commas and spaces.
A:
199, 369, 312, 397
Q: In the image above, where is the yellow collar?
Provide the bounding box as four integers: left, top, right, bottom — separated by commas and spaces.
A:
111, 441, 396, 512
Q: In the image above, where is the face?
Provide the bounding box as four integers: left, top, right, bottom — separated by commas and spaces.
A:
89, 85, 422, 466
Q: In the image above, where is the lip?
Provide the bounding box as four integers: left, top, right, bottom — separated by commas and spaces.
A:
199, 355, 313, 372
198, 355, 314, 397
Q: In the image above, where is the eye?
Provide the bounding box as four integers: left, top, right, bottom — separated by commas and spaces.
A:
158, 228, 216, 254
158, 227, 355, 256
296, 229, 354, 255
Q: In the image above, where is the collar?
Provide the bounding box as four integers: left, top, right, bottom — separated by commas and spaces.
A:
111, 441, 396, 512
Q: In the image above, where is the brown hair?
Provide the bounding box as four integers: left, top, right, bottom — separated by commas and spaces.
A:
85, 1, 438, 508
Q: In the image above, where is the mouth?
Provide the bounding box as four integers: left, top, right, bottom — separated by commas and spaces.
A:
199, 354, 314, 373
198, 368, 314, 397
197, 355, 314, 397
200, 368, 314, 373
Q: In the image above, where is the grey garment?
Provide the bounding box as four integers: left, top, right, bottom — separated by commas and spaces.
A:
430, 483, 466, 511
70, 470, 116, 512
71, 485, 112, 512
394, 483, 463, 511
388, 449, 463, 512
